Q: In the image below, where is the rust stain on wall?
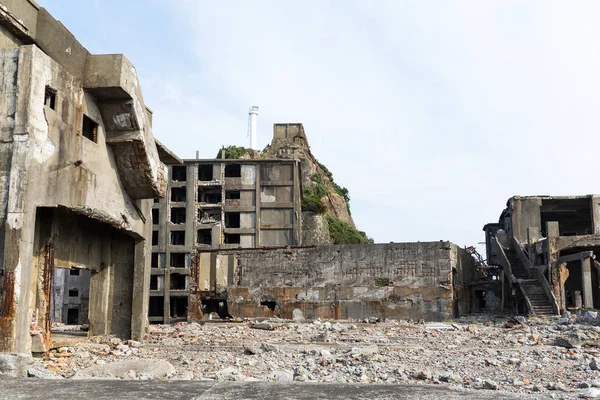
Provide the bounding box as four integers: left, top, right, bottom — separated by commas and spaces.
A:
0, 271, 16, 352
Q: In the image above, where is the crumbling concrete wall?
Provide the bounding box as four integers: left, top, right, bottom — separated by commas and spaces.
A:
0, 3, 170, 352
193, 242, 473, 322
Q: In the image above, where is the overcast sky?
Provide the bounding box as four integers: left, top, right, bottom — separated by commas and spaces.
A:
38, 1, 600, 249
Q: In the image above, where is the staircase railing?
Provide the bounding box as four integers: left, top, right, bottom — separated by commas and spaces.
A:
494, 237, 515, 285
511, 237, 559, 315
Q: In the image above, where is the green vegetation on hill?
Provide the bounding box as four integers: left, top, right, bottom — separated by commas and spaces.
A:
301, 174, 328, 213
217, 145, 251, 159
327, 215, 373, 244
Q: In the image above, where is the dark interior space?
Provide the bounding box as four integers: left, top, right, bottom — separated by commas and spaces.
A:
170, 230, 185, 246
170, 296, 188, 318
152, 209, 159, 224
541, 198, 593, 236
170, 273, 187, 290
198, 164, 214, 181
81, 115, 98, 143
171, 166, 187, 182
149, 296, 164, 317
170, 253, 186, 268
226, 191, 240, 200
201, 298, 231, 318
152, 231, 158, 246
225, 212, 240, 228
150, 275, 158, 290
224, 164, 241, 177
224, 233, 240, 244
170, 207, 186, 224
151, 252, 159, 268
198, 187, 222, 204
197, 229, 212, 245
171, 187, 187, 203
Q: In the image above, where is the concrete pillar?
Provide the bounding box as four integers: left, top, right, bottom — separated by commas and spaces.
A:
582, 256, 594, 309
546, 222, 563, 312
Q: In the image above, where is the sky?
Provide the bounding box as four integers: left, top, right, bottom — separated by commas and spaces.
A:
37, 0, 600, 250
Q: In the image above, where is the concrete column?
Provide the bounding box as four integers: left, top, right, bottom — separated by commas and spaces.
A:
591, 196, 600, 235
255, 163, 261, 247
131, 200, 152, 341
546, 221, 564, 312
582, 256, 594, 309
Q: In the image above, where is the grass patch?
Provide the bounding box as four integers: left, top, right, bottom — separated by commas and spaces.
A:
327, 215, 373, 244
217, 145, 251, 159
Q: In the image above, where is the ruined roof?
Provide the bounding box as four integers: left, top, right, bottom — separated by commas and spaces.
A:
155, 139, 183, 165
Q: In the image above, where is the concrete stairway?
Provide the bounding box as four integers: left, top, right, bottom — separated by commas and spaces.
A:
504, 248, 529, 279
520, 280, 555, 315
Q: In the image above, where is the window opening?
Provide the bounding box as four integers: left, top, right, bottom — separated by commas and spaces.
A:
170, 207, 186, 224
81, 115, 98, 143
226, 191, 241, 200
225, 212, 241, 228
197, 229, 212, 245
170, 273, 187, 290
152, 209, 159, 224
224, 233, 240, 244
171, 231, 185, 246
170, 253, 186, 268
44, 86, 56, 110
224, 164, 241, 177
68, 289, 79, 297
171, 166, 187, 182
171, 187, 187, 203
152, 231, 158, 246
198, 164, 214, 181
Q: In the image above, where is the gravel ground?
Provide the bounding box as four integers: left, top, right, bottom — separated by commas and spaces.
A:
25, 312, 600, 399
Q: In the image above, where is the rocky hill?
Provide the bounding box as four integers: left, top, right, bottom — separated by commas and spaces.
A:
219, 124, 371, 245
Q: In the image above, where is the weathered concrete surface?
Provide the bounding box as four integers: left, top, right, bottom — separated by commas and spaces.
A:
192, 242, 473, 321
73, 359, 175, 380
0, 377, 535, 400
0, 2, 176, 354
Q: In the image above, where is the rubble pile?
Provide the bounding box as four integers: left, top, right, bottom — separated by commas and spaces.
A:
15, 311, 600, 398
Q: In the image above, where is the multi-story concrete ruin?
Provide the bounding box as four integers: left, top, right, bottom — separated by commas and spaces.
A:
483, 195, 600, 316
0, 0, 180, 354
149, 156, 302, 323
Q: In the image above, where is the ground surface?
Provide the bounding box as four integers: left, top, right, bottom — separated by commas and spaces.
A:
15, 313, 600, 399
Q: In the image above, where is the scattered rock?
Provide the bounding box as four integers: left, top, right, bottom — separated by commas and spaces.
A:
27, 366, 63, 379
73, 359, 175, 380
0, 354, 32, 377
292, 309, 305, 322
581, 387, 600, 398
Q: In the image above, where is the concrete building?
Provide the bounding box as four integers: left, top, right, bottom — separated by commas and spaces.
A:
483, 195, 600, 316
150, 158, 302, 323
189, 242, 475, 321
0, 0, 180, 354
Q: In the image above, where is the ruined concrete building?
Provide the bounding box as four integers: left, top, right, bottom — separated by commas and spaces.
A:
484, 195, 600, 316
0, 0, 180, 354
150, 155, 302, 323
190, 242, 475, 321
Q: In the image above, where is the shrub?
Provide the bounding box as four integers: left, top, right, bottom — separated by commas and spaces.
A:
217, 145, 250, 159
327, 215, 373, 244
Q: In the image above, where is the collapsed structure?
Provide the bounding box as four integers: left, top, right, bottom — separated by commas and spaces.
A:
0, 0, 180, 354
484, 195, 600, 316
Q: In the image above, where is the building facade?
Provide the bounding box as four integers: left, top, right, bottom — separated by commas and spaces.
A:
0, 0, 179, 354
484, 195, 600, 316
149, 158, 302, 323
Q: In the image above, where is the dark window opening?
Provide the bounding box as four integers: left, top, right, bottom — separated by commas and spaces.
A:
149, 296, 164, 317
150, 275, 158, 290
82, 115, 98, 143
225, 164, 241, 177
70, 268, 80, 276
200, 298, 231, 319
198, 164, 214, 181
152, 209, 159, 224
68, 289, 79, 297
151, 253, 159, 268
44, 86, 56, 110
170, 296, 188, 318
171, 187, 186, 203
170, 273, 187, 290
224, 233, 240, 244
171, 166, 187, 182
171, 231, 185, 246
540, 198, 593, 236
226, 191, 241, 200
475, 290, 486, 310
199, 209, 221, 224
170, 253, 186, 268
152, 231, 158, 246
170, 207, 186, 224
67, 308, 79, 324
197, 229, 212, 245
154, 198, 160, 204
261, 300, 278, 312
225, 212, 240, 228
198, 187, 222, 204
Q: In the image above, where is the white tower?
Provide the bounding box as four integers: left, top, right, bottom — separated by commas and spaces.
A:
248, 106, 259, 150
